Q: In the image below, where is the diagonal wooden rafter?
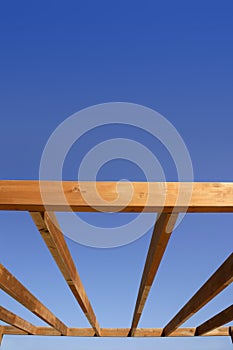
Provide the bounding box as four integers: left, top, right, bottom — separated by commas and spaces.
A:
163, 253, 233, 336
30, 211, 101, 336
0, 306, 37, 335
195, 305, 233, 336
129, 212, 179, 336
0, 264, 67, 335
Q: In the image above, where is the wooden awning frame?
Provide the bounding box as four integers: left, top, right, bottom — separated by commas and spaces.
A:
0, 181, 232, 345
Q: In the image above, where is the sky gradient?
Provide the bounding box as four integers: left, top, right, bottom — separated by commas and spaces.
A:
0, 1, 233, 349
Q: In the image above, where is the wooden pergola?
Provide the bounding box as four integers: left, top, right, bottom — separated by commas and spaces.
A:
0, 180, 232, 345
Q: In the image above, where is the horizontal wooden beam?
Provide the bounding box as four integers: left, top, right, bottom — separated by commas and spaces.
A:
30, 211, 101, 336
0, 264, 67, 335
0, 181, 233, 212
1, 326, 231, 337
130, 213, 178, 336
0, 306, 36, 335
163, 253, 233, 336
195, 305, 233, 336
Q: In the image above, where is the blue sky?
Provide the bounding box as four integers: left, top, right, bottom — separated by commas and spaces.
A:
0, 1, 233, 349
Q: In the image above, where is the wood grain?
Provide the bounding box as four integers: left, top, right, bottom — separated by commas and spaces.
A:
130, 213, 178, 336
163, 253, 233, 336
30, 211, 101, 336
0, 306, 37, 335
1, 326, 230, 337
195, 305, 233, 336
0, 181, 232, 212
0, 264, 67, 335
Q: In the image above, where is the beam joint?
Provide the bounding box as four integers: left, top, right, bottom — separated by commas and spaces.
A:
0, 264, 67, 335
163, 253, 233, 336
30, 211, 101, 336
129, 212, 178, 336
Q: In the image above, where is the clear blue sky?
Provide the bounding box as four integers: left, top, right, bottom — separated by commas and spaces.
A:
0, 1, 233, 349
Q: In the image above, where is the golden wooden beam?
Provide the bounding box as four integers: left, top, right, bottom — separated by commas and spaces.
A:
0, 264, 67, 335
30, 211, 101, 336
130, 213, 178, 336
1, 326, 230, 337
0, 306, 37, 335
0, 327, 3, 346
0, 181, 232, 212
195, 305, 233, 336
163, 254, 233, 336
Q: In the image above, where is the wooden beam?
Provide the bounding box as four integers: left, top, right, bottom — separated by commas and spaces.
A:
0, 306, 37, 335
30, 211, 101, 336
0, 327, 3, 346
0, 264, 67, 335
230, 326, 233, 343
0, 181, 233, 212
195, 305, 233, 336
130, 213, 178, 336
1, 326, 230, 337
163, 253, 233, 336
